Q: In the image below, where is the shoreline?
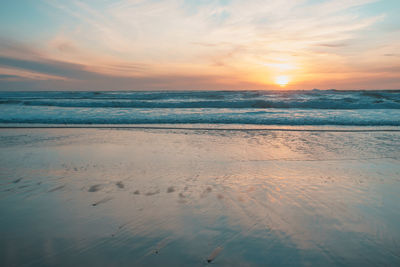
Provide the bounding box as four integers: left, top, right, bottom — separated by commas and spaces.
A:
1, 124, 400, 132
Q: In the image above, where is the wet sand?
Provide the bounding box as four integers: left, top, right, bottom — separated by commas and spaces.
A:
0, 127, 400, 266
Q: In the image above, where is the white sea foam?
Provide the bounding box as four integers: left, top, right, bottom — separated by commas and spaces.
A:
1, 90, 400, 126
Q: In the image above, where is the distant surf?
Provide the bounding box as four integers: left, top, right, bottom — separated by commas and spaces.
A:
1, 90, 400, 126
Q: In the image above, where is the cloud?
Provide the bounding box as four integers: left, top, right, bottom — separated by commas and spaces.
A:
0, 71, 268, 91
0, 49, 265, 90
0, 55, 98, 80
315, 43, 348, 48
0, 74, 21, 81
0, 39, 43, 59
384, 53, 400, 57
1, 0, 399, 89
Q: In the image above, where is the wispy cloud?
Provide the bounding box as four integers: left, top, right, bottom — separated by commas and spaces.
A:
0, 0, 399, 90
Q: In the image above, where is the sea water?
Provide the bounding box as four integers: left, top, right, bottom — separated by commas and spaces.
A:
1, 90, 400, 126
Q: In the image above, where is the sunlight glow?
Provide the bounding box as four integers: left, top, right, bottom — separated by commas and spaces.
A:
275, 75, 290, 87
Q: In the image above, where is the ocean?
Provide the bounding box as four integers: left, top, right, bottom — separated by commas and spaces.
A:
1, 90, 400, 126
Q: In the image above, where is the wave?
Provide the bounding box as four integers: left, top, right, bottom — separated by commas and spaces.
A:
1, 106, 399, 126
1, 117, 399, 126
1, 90, 400, 126
0, 99, 399, 109
1, 90, 400, 109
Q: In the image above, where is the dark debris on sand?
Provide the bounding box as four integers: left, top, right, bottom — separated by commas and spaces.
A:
92, 197, 113, 206
207, 246, 223, 263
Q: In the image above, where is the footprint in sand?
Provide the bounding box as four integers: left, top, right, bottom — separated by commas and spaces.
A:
115, 181, 124, 189
13, 178, 23, 183
167, 186, 175, 193
145, 189, 160, 196
88, 184, 103, 192
48, 185, 65, 193
200, 186, 213, 198
178, 192, 187, 203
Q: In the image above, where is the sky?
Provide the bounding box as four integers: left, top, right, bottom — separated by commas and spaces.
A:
0, 0, 399, 91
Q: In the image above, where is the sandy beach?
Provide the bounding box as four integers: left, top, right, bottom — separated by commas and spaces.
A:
1, 127, 399, 266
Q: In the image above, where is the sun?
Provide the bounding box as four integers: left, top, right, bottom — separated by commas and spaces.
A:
275, 75, 290, 86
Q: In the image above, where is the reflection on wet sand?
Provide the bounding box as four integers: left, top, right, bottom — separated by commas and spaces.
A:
0, 128, 400, 266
